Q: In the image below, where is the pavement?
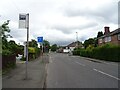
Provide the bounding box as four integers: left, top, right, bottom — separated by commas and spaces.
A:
46, 53, 119, 88
2, 54, 49, 89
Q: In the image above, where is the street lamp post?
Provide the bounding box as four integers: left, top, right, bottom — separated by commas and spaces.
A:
76, 32, 78, 48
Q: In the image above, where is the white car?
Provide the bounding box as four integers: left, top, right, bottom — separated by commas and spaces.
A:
16, 54, 23, 60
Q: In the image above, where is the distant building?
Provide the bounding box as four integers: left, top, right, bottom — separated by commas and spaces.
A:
98, 27, 120, 46
67, 41, 83, 50
62, 41, 83, 53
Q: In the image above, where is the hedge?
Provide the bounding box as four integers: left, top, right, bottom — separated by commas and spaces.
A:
72, 49, 81, 55
73, 44, 120, 62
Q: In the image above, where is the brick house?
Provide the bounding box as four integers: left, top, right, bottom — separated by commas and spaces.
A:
98, 27, 120, 46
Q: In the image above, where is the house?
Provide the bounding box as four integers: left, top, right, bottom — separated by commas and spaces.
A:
98, 27, 120, 46
67, 41, 83, 50
62, 41, 83, 53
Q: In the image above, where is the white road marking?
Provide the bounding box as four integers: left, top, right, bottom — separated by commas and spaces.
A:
75, 61, 85, 66
93, 68, 120, 80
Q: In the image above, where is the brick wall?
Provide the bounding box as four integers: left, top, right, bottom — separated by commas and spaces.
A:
111, 34, 120, 45
98, 34, 120, 46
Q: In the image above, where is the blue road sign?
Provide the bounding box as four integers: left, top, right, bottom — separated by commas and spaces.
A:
37, 37, 43, 43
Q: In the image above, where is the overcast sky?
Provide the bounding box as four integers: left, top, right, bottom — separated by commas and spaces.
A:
0, 0, 119, 46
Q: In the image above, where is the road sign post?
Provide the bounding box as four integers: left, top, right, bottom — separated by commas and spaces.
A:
37, 37, 43, 59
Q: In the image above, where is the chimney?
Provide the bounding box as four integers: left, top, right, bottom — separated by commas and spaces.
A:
104, 26, 110, 35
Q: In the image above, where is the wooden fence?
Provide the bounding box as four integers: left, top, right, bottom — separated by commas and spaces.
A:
2, 54, 16, 69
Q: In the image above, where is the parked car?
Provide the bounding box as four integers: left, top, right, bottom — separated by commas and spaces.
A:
16, 54, 23, 60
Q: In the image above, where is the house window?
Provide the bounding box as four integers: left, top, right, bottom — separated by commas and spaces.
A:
118, 34, 120, 40
99, 39, 102, 43
105, 37, 108, 42
108, 36, 111, 42
105, 36, 111, 42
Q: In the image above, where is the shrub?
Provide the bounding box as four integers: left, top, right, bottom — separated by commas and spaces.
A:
28, 47, 36, 54
20, 56, 26, 61
72, 50, 80, 55
2, 50, 12, 55
21, 47, 41, 61
35, 48, 41, 57
74, 44, 120, 62
72, 48, 82, 55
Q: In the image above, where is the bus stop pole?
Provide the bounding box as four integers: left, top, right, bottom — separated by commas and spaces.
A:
26, 13, 29, 79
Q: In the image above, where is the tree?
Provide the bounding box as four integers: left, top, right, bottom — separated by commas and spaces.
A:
28, 39, 41, 58
95, 31, 104, 46
0, 21, 23, 56
83, 31, 103, 48
51, 44, 57, 52
84, 38, 95, 49
43, 40, 50, 47
0, 20, 11, 45
0, 20, 11, 40
8, 40, 22, 56
97, 31, 103, 38
0, 20, 12, 55
43, 40, 50, 53
0, 20, 10, 49
29, 39, 38, 47
94, 37, 98, 47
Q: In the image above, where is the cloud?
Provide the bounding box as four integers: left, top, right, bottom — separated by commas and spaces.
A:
64, 0, 118, 24
0, 0, 118, 46
51, 22, 98, 34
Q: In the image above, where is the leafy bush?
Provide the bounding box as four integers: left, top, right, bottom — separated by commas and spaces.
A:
28, 47, 36, 54
89, 44, 119, 62
2, 50, 12, 55
20, 56, 26, 61
28, 47, 41, 60
72, 48, 83, 55
72, 50, 80, 55
73, 44, 120, 62
20, 47, 41, 61
35, 48, 41, 57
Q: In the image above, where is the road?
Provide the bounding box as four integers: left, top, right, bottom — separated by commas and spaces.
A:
46, 53, 119, 88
